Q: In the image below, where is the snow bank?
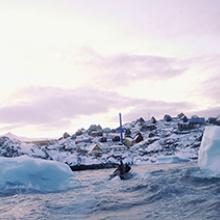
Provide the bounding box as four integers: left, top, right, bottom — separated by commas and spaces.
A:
198, 126, 220, 175
0, 156, 74, 193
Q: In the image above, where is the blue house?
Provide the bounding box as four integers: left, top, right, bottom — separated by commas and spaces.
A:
189, 116, 205, 125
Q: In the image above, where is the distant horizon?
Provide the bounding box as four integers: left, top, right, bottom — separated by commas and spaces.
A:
0, 0, 219, 137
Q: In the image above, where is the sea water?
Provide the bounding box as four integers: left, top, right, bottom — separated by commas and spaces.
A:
1, 163, 220, 220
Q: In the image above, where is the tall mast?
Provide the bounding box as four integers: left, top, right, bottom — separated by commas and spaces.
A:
119, 112, 123, 144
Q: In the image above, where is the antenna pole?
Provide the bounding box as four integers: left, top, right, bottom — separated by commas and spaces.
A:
119, 112, 123, 144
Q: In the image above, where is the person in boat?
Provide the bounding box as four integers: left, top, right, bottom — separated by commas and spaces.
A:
110, 160, 131, 180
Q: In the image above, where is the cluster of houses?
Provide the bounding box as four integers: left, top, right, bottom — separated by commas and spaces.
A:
1, 112, 219, 165
57, 113, 219, 161
177, 114, 220, 131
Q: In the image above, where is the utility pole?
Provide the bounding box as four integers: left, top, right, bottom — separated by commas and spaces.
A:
119, 112, 123, 144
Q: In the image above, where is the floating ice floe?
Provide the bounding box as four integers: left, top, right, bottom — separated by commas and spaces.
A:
0, 155, 74, 193
198, 126, 220, 175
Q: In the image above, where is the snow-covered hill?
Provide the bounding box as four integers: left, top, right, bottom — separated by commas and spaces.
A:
0, 113, 217, 167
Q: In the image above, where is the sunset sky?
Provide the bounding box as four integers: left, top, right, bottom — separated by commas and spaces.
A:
0, 0, 220, 138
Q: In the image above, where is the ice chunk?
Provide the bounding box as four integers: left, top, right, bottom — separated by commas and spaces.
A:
0, 155, 74, 193
198, 126, 220, 175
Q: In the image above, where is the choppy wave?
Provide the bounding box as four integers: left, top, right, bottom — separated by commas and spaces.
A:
1, 163, 220, 220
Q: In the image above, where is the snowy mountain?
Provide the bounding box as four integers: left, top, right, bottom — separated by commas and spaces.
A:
2, 132, 50, 143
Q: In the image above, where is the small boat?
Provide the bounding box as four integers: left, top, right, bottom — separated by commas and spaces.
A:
109, 161, 131, 180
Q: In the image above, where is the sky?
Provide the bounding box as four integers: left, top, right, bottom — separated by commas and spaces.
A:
0, 0, 220, 138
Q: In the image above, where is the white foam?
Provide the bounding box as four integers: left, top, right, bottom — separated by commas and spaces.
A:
157, 156, 189, 164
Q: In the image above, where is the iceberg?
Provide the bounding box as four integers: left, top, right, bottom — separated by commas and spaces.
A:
198, 126, 220, 175
0, 155, 74, 193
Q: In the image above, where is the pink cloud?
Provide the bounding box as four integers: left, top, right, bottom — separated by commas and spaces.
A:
0, 87, 193, 128
76, 49, 187, 86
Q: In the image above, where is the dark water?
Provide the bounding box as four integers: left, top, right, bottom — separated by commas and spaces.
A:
1, 163, 220, 220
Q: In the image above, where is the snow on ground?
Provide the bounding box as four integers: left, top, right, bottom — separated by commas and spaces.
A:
0, 114, 209, 166
0, 155, 74, 192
